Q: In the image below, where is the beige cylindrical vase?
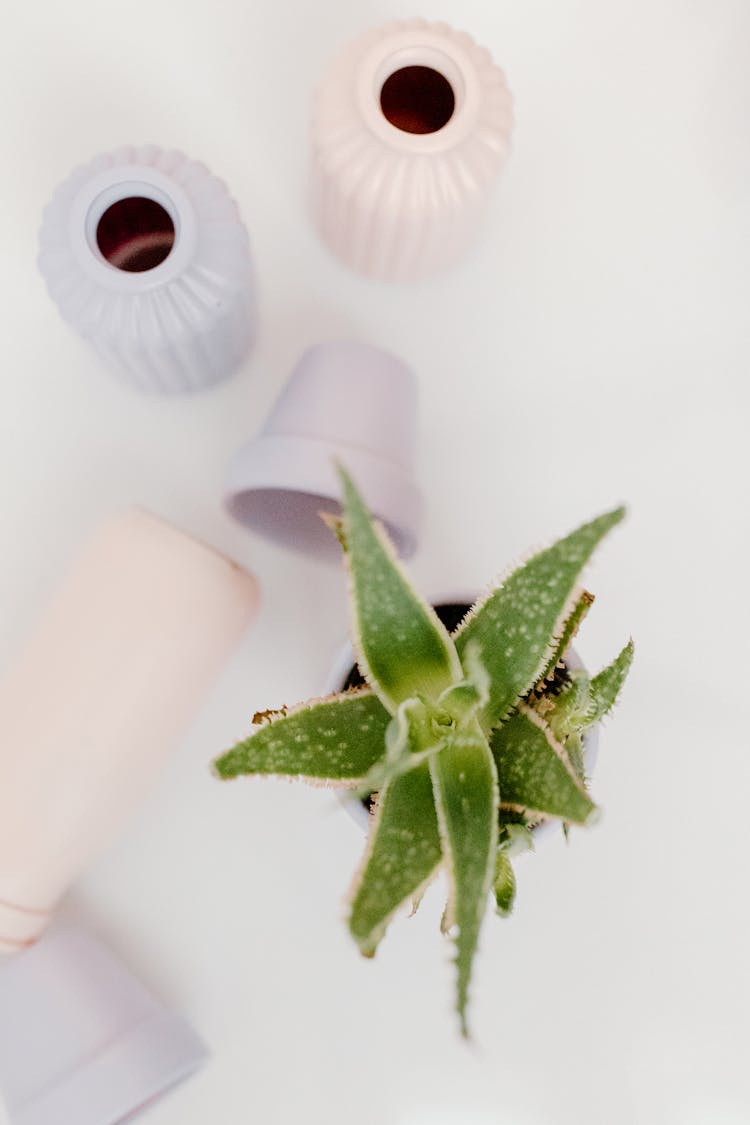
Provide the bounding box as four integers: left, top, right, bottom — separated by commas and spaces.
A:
311, 19, 514, 281
0, 511, 260, 952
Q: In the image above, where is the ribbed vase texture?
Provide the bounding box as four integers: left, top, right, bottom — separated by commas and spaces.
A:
38, 145, 257, 393
312, 20, 513, 281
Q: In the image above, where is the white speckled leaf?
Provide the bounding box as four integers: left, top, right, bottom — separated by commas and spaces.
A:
348, 763, 443, 955
429, 723, 498, 1037
337, 467, 462, 712
455, 509, 625, 732
491, 706, 597, 824
214, 691, 390, 784
587, 641, 634, 724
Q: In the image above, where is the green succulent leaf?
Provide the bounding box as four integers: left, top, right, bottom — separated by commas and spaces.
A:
355, 696, 444, 797
493, 853, 516, 917
438, 640, 491, 724
455, 509, 625, 732
539, 590, 595, 683
214, 691, 390, 784
336, 467, 461, 712
546, 670, 592, 743
430, 723, 498, 1037
491, 706, 597, 825
588, 640, 634, 724
565, 732, 586, 784
437, 683, 482, 724
546, 640, 634, 744
348, 763, 442, 956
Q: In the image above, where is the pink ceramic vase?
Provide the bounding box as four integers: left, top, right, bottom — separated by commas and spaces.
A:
311, 19, 513, 281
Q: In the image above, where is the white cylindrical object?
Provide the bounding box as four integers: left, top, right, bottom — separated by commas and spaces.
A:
311, 19, 513, 281
38, 145, 257, 393
225, 341, 422, 559
0, 511, 260, 951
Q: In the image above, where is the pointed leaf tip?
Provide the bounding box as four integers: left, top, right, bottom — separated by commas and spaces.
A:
457, 506, 628, 732
320, 510, 346, 548
586, 639, 634, 725
584, 805, 602, 828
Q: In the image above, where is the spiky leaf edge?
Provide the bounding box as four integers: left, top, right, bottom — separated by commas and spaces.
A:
455, 508, 626, 733
214, 688, 390, 788
493, 704, 598, 825
331, 468, 462, 715
347, 763, 443, 955
429, 724, 499, 1037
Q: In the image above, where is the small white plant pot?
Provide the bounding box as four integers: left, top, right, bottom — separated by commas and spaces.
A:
38, 145, 257, 393
325, 595, 599, 836
311, 19, 514, 282
225, 340, 422, 559
0, 511, 260, 951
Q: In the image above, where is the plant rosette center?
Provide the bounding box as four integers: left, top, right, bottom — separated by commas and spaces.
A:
330, 601, 599, 841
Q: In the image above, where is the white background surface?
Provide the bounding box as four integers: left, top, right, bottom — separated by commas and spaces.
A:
1, 1, 749, 1122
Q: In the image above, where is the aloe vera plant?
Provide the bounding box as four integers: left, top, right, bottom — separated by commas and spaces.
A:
215, 469, 632, 1035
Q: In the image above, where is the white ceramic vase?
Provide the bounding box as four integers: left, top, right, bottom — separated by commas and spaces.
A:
225, 341, 422, 559
0, 510, 260, 951
38, 145, 257, 393
311, 19, 514, 281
